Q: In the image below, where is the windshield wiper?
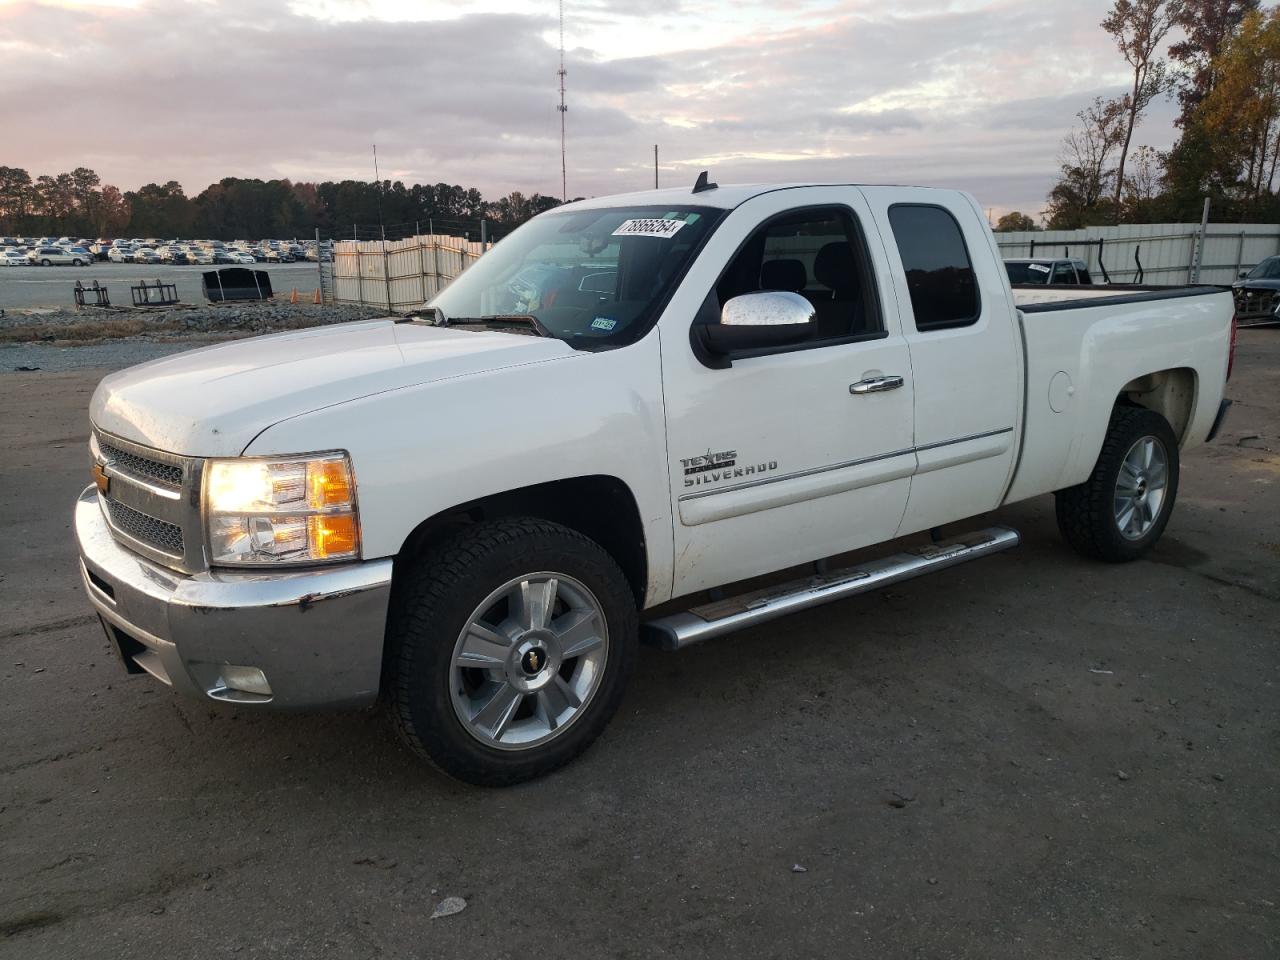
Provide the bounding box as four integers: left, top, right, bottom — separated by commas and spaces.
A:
431, 313, 552, 338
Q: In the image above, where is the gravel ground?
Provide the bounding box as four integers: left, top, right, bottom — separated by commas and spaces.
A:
0, 332, 1277, 959
0, 302, 391, 372
0, 261, 320, 311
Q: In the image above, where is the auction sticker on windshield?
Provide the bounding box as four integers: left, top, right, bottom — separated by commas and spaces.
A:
612, 218, 688, 239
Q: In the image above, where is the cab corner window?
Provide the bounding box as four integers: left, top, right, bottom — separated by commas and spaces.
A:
887, 204, 980, 331
714, 206, 882, 345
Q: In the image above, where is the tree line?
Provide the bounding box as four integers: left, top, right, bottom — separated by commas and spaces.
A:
997, 0, 1280, 231
0, 167, 564, 240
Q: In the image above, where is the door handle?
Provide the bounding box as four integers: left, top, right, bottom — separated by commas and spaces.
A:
849, 375, 905, 395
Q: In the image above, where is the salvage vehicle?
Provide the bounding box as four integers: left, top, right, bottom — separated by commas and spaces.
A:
1003, 257, 1093, 286
28, 245, 91, 266
1232, 256, 1280, 324
76, 179, 1236, 785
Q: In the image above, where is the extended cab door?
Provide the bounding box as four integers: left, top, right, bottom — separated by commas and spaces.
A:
658, 187, 916, 597
859, 188, 1023, 535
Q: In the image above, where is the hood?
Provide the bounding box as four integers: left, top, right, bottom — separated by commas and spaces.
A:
1233, 278, 1280, 290
91, 319, 574, 456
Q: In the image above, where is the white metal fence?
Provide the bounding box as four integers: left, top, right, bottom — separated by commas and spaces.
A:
332, 234, 492, 311
995, 222, 1280, 286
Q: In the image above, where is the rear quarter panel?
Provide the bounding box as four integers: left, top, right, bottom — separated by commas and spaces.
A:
1004, 289, 1232, 504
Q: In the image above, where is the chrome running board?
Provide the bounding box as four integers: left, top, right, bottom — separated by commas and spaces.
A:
643, 526, 1020, 650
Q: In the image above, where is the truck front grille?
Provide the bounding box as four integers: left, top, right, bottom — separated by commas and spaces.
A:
105, 497, 185, 557
99, 440, 184, 489
92, 428, 203, 572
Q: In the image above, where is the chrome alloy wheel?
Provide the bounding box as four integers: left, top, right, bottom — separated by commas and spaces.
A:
449, 572, 609, 751
1114, 436, 1169, 540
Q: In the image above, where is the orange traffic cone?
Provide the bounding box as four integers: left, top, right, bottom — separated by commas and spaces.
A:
289, 288, 299, 304
312, 289, 321, 305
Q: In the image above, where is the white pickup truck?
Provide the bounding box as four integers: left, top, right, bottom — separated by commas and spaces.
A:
76, 179, 1236, 785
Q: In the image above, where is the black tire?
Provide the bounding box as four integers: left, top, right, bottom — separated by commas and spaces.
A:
1055, 405, 1180, 562
385, 517, 637, 786
40, 258, 50, 266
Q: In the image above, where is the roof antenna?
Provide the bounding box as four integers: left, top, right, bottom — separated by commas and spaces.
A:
692, 170, 718, 194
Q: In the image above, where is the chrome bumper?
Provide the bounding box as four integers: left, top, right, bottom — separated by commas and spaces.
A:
74, 486, 394, 709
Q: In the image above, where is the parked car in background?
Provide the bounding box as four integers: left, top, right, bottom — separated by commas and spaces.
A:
229, 250, 257, 265
28, 245, 92, 266
1232, 256, 1280, 324
190, 249, 215, 265
1004, 257, 1094, 286
133, 247, 162, 265
1, 248, 27, 266
108, 245, 134, 263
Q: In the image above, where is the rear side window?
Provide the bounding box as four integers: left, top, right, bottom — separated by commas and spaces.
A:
887, 205, 980, 330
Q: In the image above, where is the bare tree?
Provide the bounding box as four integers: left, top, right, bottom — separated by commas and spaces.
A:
1102, 0, 1183, 218
1046, 98, 1128, 227
1066, 97, 1129, 205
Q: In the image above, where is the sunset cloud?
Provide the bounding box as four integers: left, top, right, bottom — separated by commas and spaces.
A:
0, 0, 1182, 218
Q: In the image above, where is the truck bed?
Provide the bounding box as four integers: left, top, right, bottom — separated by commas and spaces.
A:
1004, 284, 1233, 505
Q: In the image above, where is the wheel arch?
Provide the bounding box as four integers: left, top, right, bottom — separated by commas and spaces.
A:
1117, 366, 1198, 445
393, 474, 649, 608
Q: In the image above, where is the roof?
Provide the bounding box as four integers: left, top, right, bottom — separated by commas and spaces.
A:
559, 183, 802, 212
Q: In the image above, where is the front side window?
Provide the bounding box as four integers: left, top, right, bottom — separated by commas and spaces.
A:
1004, 261, 1051, 284
888, 204, 980, 330
714, 206, 882, 341
431, 205, 724, 349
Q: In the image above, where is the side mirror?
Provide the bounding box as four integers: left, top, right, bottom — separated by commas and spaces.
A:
698, 291, 815, 355
1239, 271, 1248, 280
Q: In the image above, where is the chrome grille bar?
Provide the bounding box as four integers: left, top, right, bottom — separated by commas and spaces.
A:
91, 428, 205, 573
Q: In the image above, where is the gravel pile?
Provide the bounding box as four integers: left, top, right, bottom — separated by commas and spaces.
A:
0, 301, 390, 341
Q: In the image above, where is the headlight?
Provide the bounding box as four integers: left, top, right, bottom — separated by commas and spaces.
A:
204, 453, 360, 565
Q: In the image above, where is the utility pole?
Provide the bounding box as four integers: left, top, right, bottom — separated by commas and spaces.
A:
654, 144, 658, 189
557, 0, 568, 202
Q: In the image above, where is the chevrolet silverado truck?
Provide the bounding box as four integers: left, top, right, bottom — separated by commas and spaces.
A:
76, 179, 1236, 785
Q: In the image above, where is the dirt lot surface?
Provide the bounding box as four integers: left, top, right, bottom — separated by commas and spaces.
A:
1, 333, 1277, 959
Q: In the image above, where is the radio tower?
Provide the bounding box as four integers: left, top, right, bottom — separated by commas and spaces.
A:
557, 0, 568, 201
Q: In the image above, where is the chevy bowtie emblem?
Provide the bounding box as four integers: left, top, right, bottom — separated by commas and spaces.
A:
528, 650, 541, 671
92, 462, 110, 495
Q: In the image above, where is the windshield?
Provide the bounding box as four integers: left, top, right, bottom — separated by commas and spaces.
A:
1004, 261, 1052, 284
1246, 257, 1280, 280
430, 204, 724, 347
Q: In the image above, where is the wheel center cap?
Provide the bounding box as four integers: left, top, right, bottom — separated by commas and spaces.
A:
521, 647, 548, 676
1136, 477, 1148, 498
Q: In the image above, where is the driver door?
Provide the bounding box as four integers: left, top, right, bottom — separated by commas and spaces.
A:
657, 188, 916, 598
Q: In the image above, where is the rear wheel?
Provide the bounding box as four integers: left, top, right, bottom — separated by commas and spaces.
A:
386, 518, 637, 785
1055, 406, 1180, 562
40, 258, 51, 266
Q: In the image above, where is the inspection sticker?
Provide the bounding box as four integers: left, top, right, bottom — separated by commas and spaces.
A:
612, 218, 687, 239
1028, 263, 1051, 273
591, 316, 617, 331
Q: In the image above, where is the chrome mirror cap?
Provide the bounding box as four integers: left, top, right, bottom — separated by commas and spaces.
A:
721, 290, 815, 327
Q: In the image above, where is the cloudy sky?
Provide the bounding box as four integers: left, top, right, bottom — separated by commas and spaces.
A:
0, 0, 1183, 218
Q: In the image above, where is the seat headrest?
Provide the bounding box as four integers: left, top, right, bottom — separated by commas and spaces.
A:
814, 242, 856, 293
759, 258, 806, 293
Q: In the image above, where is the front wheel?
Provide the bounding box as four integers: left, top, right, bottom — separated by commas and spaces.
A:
40, 258, 51, 266
1055, 405, 1180, 562
385, 518, 637, 785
